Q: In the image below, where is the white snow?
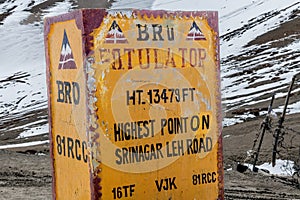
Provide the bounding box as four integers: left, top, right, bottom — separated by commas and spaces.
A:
274, 101, 300, 115
188, 27, 202, 35
245, 159, 296, 176
112, 0, 155, 9
107, 28, 124, 36
61, 43, 72, 56
16, 123, 49, 139
223, 117, 244, 127
0, 0, 74, 141
0, 140, 49, 150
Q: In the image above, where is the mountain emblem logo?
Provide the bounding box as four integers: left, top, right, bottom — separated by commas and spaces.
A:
58, 30, 77, 69
186, 21, 206, 41
105, 20, 128, 44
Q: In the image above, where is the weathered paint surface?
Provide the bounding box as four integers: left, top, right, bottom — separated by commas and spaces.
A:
45, 14, 92, 199
91, 10, 222, 199
45, 9, 223, 200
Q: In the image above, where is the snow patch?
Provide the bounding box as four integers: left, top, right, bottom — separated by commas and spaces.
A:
17, 123, 49, 139
0, 140, 49, 150
245, 159, 296, 176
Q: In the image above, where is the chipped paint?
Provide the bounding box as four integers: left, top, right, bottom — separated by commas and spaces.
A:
91, 9, 222, 199
45, 9, 223, 200
107, 8, 135, 18
45, 13, 92, 199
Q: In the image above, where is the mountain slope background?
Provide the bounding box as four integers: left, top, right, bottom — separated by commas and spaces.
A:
0, 0, 300, 199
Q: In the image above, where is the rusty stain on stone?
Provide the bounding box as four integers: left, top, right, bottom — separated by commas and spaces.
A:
45, 8, 223, 199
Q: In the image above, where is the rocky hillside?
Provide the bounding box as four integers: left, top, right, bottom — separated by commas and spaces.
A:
0, 0, 299, 152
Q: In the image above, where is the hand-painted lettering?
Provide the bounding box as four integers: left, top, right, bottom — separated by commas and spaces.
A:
160, 114, 209, 136
136, 24, 149, 41
192, 172, 217, 185
126, 88, 196, 106
114, 119, 155, 142
137, 23, 174, 41
186, 136, 212, 154
160, 117, 188, 135
155, 177, 177, 192
96, 48, 206, 70
115, 143, 164, 165
166, 140, 185, 157
114, 137, 213, 165
56, 134, 87, 163
112, 184, 135, 199
56, 80, 80, 105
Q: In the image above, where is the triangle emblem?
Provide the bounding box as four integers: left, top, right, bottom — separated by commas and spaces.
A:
186, 21, 206, 41
58, 30, 77, 69
105, 20, 128, 44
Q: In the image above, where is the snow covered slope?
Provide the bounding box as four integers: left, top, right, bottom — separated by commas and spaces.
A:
0, 0, 299, 147
0, 0, 76, 146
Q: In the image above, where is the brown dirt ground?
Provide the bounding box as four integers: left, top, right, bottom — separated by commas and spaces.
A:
1, 112, 300, 199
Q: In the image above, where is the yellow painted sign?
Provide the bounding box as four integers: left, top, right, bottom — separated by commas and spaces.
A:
45, 9, 223, 199
90, 11, 222, 199
45, 17, 91, 199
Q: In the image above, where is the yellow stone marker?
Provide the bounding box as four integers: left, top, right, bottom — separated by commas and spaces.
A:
45, 9, 223, 199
